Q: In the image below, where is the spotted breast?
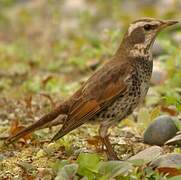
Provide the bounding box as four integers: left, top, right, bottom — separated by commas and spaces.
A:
92, 56, 153, 124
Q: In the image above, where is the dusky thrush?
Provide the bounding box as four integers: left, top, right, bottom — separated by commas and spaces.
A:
8, 18, 178, 160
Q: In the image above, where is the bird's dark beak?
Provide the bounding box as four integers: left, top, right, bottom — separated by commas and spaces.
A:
160, 20, 179, 29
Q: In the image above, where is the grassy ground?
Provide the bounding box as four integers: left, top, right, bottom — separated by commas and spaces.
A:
0, 1, 181, 179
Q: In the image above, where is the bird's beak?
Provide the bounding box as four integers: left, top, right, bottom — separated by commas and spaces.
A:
160, 20, 179, 29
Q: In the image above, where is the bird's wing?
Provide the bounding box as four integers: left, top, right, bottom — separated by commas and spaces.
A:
52, 60, 133, 141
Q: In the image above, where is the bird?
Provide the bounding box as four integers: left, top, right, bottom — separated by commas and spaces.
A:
7, 18, 178, 160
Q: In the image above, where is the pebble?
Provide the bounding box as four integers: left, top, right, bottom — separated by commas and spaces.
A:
150, 153, 181, 168
143, 115, 178, 146
128, 146, 163, 164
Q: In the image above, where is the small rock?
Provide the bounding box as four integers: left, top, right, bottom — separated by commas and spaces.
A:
150, 154, 181, 168
128, 146, 163, 164
143, 115, 178, 146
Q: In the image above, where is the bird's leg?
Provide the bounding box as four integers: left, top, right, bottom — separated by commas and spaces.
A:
99, 123, 119, 160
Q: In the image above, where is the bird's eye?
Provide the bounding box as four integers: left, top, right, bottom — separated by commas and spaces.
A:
144, 24, 152, 31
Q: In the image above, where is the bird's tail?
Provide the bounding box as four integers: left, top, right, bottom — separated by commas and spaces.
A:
7, 104, 68, 143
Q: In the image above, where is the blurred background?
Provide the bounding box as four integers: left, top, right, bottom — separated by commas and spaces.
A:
0, 0, 181, 178
0, 0, 180, 97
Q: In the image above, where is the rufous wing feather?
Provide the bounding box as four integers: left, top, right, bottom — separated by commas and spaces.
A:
51, 67, 129, 141
52, 100, 101, 141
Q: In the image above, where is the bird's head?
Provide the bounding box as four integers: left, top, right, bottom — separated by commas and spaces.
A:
119, 18, 178, 57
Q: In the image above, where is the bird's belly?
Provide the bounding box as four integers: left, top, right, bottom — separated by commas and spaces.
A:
91, 81, 150, 123
139, 82, 149, 103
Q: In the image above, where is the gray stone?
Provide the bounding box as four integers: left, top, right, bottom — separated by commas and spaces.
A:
128, 146, 163, 164
143, 115, 178, 146
150, 154, 181, 168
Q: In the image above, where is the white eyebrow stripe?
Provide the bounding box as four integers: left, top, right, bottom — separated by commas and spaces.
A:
128, 22, 145, 36
127, 21, 159, 36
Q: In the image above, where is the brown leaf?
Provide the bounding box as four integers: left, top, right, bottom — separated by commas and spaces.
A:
9, 119, 22, 136
161, 106, 177, 116
86, 136, 102, 146
9, 119, 32, 142
22, 173, 35, 180
24, 95, 32, 110
157, 167, 181, 176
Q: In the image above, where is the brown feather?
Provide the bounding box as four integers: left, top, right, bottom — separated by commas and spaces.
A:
7, 103, 69, 143
52, 60, 132, 140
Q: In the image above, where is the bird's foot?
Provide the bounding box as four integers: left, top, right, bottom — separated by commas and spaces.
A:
100, 134, 119, 160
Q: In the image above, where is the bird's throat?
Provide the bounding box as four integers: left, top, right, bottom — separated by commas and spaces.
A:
129, 43, 151, 58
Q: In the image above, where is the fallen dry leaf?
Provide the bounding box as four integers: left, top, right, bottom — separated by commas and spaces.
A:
9, 119, 32, 142
161, 106, 177, 116
157, 167, 181, 176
